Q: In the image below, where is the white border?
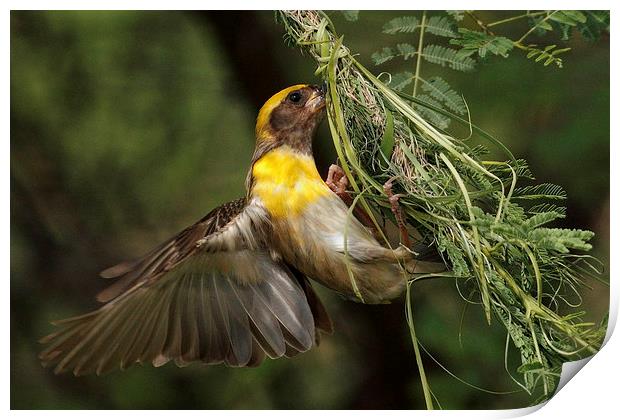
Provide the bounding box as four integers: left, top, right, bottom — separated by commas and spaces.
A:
5, 1, 617, 418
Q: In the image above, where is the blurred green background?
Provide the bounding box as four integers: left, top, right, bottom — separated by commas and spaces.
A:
11, 11, 609, 409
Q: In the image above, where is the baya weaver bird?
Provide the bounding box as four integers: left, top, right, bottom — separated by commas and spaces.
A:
39, 84, 439, 375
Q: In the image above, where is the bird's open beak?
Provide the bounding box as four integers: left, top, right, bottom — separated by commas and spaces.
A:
306, 84, 326, 112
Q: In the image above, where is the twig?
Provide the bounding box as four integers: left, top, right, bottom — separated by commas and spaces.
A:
465, 10, 495, 36
516, 11, 557, 45
487, 11, 549, 28
412, 11, 427, 98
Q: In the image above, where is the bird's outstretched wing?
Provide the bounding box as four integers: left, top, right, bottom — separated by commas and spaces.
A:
39, 198, 332, 375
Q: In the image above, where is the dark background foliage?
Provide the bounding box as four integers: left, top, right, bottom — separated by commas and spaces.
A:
11, 10, 609, 409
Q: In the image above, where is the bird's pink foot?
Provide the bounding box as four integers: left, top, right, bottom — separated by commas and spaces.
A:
325, 164, 349, 197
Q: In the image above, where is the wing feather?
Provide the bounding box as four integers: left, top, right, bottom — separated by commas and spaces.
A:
96, 198, 250, 302
40, 199, 331, 374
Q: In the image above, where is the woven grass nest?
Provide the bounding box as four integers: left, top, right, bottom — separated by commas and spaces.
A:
277, 10, 607, 407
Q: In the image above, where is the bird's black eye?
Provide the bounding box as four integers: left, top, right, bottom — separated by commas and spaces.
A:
288, 91, 302, 103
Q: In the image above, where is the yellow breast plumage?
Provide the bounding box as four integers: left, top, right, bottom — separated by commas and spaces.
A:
251, 146, 331, 218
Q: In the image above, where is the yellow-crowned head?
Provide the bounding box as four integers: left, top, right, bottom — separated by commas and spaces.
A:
254, 84, 325, 156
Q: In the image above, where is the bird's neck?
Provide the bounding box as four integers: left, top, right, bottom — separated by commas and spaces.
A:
248, 146, 330, 218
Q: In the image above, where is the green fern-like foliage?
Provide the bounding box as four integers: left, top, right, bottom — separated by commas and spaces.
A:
578, 11, 611, 41
396, 43, 417, 60
373, 12, 473, 129
372, 10, 609, 130
538, 11, 608, 38
371, 44, 418, 65
415, 94, 451, 129
371, 47, 396, 65
341, 10, 359, 22
419, 76, 466, 115
520, 11, 608, 66
382, 16, 420, 34
528, 203, 567, 217
424, 15, 458, 37
450, 28, 514, 58
389, 71, 414, 90
422, 44, 476, 71
513, 183, 567, 200
524, 45, 571, 68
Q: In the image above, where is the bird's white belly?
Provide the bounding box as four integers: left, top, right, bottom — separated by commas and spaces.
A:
302, 195, 377, 255
274, 194, 406, 303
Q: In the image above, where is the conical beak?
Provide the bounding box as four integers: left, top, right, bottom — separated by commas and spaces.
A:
306, 85, 326, 112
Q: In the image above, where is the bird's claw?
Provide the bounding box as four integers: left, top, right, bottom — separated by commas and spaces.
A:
394, 244, 415, 261
326, 164, 349, 196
